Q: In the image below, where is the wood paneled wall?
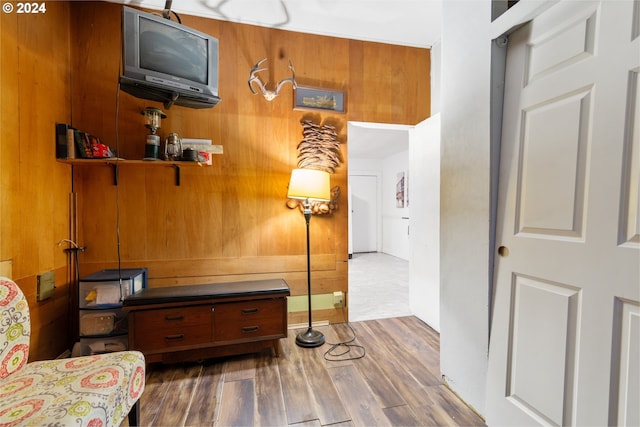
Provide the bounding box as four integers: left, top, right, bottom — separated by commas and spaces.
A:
69, 2, 430, 326
0, 2, 74, 360
1, 1, 429, 360
71, 2, 429, 321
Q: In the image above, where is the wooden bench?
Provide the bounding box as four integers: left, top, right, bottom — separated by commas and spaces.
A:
123, 279, 290, 363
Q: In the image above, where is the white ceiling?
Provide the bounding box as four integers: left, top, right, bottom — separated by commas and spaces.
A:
115, 0, 442, 48
113, 0, 437, 159
347, 122, 411, 159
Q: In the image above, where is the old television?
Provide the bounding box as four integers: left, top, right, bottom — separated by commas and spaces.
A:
119, 6, 221, 109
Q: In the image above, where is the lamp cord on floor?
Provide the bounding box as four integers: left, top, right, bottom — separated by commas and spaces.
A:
323, 306, 366, 361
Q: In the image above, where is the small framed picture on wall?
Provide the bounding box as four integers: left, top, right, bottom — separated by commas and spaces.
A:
396, 172, 405, 208
294, 86, 345, 113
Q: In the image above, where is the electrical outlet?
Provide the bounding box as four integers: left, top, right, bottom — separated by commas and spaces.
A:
333, 291, 344, 308
37, 271, 55, 301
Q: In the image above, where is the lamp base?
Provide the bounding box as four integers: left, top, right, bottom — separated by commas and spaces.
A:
296, 328, 325, 348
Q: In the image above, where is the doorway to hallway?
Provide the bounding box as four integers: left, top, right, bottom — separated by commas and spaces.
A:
346, 118, 439, 328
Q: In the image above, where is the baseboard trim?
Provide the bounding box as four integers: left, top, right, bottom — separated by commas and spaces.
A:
288, 320, 330, 330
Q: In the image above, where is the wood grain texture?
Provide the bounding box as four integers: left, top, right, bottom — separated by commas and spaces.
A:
121, 317, 484, 427
67, 1, 429, 326
254, 351, 288, 426
296, 337, 351, 425
331, 323, 406, 408
348, 321, 437, 409
277, 331, 318, 424
217, 379, 256, 426
365, 319, 442, 387
1, 0, 431, 364
382, 404, 422, 426
0, 2, 73, 360
184, 362, 224, 427
151, 363, 203, 426
224, 354, 257, 382
138, 362, 184, 424
0, 260, 11, 277
329, 364, 391, 426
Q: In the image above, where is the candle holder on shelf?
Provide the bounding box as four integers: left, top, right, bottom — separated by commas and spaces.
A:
164, 133, 182, 161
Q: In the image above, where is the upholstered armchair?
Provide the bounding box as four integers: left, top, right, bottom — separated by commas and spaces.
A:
0, 277, 145, 426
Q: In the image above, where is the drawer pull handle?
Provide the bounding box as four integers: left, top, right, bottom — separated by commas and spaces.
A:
165, 315, 184, 321
242, 326, 259, 333
241, 308, 259, 315
165, 334, 185, 342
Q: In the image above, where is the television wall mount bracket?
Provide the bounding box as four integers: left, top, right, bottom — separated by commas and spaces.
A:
164, 92, 179, 110
162, 1, 173, 19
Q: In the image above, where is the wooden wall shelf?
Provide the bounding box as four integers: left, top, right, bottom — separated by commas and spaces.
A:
57, 158, 208, 186
57, 158, 208, 166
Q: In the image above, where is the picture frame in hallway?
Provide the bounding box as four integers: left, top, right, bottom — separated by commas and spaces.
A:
396, 172, 405, 208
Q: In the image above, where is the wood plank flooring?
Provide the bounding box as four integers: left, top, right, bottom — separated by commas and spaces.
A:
123, 316, 485, 426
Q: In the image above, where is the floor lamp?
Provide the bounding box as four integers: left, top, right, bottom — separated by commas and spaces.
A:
287, 168, 331, 348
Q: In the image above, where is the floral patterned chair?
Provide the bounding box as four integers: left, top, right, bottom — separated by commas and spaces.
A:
0, 277, 145, 426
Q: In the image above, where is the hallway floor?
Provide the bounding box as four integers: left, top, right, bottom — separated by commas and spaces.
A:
348, 252, 411, 322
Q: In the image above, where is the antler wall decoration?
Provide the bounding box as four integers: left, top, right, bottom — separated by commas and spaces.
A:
286, 119, 344, 215
248, 58, 297, 101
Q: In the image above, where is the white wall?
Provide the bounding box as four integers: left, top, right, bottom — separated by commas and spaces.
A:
431, 39, 441, 115
381, 150, 410, 259
349, 158, 382, 174
440, 0, 492, 415
439, 0, 559, 416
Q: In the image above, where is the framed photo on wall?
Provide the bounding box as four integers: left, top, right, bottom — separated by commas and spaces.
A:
294, 86, 345, 113
396, 172, 405, 208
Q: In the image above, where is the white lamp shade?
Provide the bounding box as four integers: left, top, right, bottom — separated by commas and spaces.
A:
287, 169, 331, 201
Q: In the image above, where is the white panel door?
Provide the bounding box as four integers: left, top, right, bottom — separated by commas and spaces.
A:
350, 174, 378, 253
486, 1, 640, 425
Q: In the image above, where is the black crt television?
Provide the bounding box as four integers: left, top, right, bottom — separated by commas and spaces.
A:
119, 6, 221, 109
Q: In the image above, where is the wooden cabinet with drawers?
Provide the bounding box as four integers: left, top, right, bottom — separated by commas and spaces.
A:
123, 279, 289, 364
129, 304, 214, 354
